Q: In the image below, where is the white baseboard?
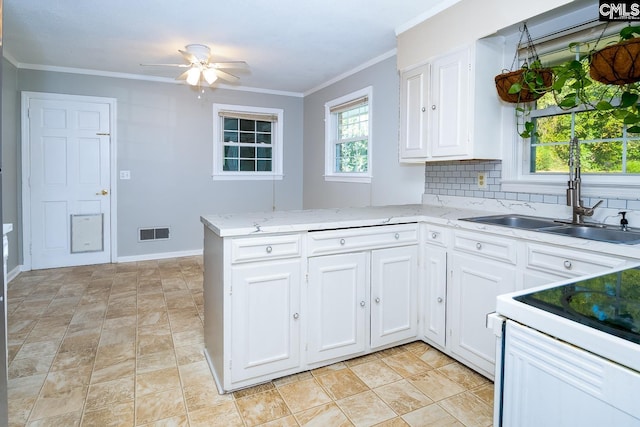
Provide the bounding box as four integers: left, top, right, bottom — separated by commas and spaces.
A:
116, 249, 203, 264
7, 265, 23, 284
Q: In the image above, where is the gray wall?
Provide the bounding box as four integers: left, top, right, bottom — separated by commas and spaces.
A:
14, 69, 304, 259
302, 55, 424, 209
2, 59, 19, 272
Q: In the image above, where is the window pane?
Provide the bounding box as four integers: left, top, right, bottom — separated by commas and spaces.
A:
256, 121, 271, 132
628, 141, 640, 173
224, 131, 238, 143
574, 110, 623, 140
338, 105, 368, 140
239, 119, 255, 132
580, 141, 623, 173
240, 146, 255, 158
240, 159, 255, 171
224, 145, 238, 157
257, 160, 272, 171
224, 118, 238, 131
335, 140, 368, 173
223, 158, 238, 171
257, 133, 272, 144
240, 132, 256, 143
257, 147, 272, 159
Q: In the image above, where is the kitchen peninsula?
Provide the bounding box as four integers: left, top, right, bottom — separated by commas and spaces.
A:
201, 198, 637, 393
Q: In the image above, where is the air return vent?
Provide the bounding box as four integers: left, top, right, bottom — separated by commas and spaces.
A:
139, 227, 170, 241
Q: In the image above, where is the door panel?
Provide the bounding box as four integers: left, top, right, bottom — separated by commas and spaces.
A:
28, 97, 111, 269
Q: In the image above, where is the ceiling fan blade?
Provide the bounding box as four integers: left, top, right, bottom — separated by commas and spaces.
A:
140, 63, 190, 68
176, 70, 190, 81
179, 49, 198, 64
214, 69, 240, 83
212, 61, 248, 69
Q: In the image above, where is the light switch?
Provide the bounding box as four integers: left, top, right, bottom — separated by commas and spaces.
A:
120, 170, 131, 180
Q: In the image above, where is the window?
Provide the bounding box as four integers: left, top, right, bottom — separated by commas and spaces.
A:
324, 87, 372, 183
212, 104, 283, 180
503, 20, 640, 198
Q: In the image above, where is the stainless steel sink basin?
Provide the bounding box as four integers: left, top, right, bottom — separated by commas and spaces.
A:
459, 214, 559, 230
540, 225, 640, 244
460, 214, 640, 244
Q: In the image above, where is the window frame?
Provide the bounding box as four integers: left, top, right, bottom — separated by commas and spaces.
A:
324, 86, 373, 183
212, 103, 284, 181
501, 19, 640, 199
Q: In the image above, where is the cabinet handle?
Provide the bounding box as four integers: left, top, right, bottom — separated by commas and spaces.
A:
437, 297, 443, 303
265, 246, 273, 253
394, 233, 400, 239
475, 242, 482, 250
360, 301, 366, 307
421, 106, 426, 112
293, 313, 299, 319
563, 260, 572, 269
340, 238, 346, 246
431, 105, 436, 110
431, 232, 438, 239
375, 297, 381, 303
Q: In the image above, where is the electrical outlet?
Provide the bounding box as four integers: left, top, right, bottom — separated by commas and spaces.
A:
477, 172, 487, 189
119, 170, 131, 180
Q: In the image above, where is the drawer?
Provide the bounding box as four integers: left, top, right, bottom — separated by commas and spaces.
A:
526, 243, 625, 277
453, 231, 517, 264
308, 223, 418, 256
231, 234, 301, 263
424, 223, 448, 247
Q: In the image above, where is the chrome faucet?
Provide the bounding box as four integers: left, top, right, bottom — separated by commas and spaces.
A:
566, 137, 603, 224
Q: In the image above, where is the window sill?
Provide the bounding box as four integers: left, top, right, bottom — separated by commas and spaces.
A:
212, 173, 284, 181
324, 174, 372, 184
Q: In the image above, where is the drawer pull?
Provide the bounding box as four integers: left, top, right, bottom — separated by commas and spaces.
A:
437, 297, 443, 303
431, 232, 438, 239
394, 233, 400, 239
476, 242, 482, 250
265, 246, 273, 253
360, 301, 366, 307
340, 238, 346, 246
375, 297, 381, 303
293, 313, 299, 319
564, 260, 572, 269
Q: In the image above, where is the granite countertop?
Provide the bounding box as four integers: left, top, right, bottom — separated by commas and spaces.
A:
200, 195, 640, 260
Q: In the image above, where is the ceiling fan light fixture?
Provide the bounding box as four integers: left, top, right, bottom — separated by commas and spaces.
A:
186, 67, 201, 86
203, 68, 218, 85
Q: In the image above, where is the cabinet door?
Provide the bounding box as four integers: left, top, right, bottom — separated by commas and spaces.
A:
371, 246, 418, 349
430, 47, 470, 158
307, 253, 368, 364
230, 259, 301, 383
399, 63, 429, 161
449, 252, 516, 376
423, 245, 447, 348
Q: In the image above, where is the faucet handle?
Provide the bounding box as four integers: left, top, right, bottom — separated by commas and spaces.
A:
592, 200, 604, 209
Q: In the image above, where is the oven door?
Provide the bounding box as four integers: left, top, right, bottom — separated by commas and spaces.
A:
498, 319, 640, 427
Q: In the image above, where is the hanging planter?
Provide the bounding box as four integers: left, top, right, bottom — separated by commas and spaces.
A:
590, 37, 640, 85
494, 23, 553, 105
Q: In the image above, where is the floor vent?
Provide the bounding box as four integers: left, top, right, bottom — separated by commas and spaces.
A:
139, 227, 170, 241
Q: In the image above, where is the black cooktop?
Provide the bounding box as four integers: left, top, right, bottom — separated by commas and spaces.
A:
515, 267, 640, 344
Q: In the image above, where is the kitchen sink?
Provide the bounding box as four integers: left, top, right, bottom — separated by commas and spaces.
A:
460, 214, 640, 244
459, 214, 559, 230
540, 225, 640, 244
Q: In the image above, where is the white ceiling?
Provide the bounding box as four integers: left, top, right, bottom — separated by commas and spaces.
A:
4, 0, 460, 95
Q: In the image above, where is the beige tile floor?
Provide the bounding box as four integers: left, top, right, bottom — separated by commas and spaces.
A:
6, 256, 494, 427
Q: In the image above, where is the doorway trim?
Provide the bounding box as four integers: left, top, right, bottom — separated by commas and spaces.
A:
21, 91, 118, 270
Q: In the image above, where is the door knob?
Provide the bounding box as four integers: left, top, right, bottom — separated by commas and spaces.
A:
96, 189, 109, 196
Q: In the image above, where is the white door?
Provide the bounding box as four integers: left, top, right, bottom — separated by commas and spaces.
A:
26, 95, 112, 269
370, 246, 418, 349
230, 259, 301, 383
307, 253, 367, 364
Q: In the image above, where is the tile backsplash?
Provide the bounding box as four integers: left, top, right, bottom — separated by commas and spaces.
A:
424, 160, 640, 211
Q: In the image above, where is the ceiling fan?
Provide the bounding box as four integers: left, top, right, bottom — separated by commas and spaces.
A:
141, 44, 247, 86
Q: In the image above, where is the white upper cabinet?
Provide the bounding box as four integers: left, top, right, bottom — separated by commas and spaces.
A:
399, 39, 504, 163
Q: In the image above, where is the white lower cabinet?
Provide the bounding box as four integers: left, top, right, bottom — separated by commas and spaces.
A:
422, 225, 448, 348
449, 252, 516, 376
307, 244, 419, 365
230, 259, 302, 383
306, 252, 367, 364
